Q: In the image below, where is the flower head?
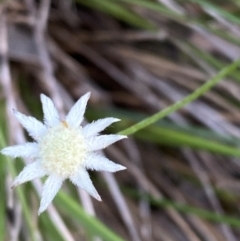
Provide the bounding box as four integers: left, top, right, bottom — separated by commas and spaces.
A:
1, 92, 126, 214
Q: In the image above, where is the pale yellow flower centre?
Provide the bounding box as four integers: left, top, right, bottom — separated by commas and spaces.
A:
39, 121, 86, 178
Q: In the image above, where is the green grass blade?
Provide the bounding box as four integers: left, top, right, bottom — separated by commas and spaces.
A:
0, 135, 37, 241
87, 107, 240, 157
119, 59, 240, 136
126, 189, 240, 228
188, 0, 240, 25
0, 132, 6, 239
55, 191, 125, 241
113, 0, 186, 19
0, 101, 6, 241
76, 0, 155, 29
39, 213, 66, 241
0, 155, 5, 241
135, 127, 240, 157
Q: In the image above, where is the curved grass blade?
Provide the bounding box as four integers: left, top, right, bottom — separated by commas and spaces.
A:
119, 59, 240, 136
125, 189, 240, 228
135, 127, 240, 157
76, 0, 155, 29
56, 191, 125, 241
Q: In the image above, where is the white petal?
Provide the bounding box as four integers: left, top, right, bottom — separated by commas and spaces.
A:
66, 92, 90, 128
70, 168, 101, 201
86, 134, 127, 152
38, 175, 63, 214
13, 110, 47, 140
82, 118, 120, 138
40, 94, 59, 127
83, 153, 126, 172
12, 161, 46, 188
1, 142, 39, 159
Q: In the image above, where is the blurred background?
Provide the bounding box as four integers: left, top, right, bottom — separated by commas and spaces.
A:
1, 0, 240, 241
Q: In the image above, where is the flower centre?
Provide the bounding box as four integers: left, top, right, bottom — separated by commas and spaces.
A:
39, 122, 86, 178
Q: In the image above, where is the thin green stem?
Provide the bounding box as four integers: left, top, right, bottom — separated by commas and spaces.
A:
56, 192, 125, 241
119, 59, 240, 136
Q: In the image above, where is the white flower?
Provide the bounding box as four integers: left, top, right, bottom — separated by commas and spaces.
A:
1, 92, 126, 214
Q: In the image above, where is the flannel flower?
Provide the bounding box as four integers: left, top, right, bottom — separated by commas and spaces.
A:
1, 92, 126, 214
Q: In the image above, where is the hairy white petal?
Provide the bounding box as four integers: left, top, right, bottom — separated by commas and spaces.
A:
1, 142, 39, 159
13, 110, 47, 140
40, 94, 59, 127
12, 161, 46, 188
66, 92, 90, 128
38, 175, 63, 215
82, 118, 120, 138
83, 153, 126, 172
86, 135, 127, 152
70, 168, 101, 201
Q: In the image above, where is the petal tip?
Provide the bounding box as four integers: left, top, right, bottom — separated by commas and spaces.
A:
38, 200, 48, 215
11, 182, 17, 189
119, 165, 127, 171
82, 92, 91, 100
12, 109, 17, 115
12, 177, 21, 188
0, 147, 13, 157
40, 93, 46, 100
112, 165, 126, 172
40, 93, 50, 101
96, 195, 102, 202
120, 135, 128, 140
113, 118, 121, 123
12, 109, 22, 118
38, 208, 44, 216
